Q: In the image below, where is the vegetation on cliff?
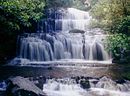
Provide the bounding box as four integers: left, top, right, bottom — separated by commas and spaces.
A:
90, 0, 130, 62
0, 0, 46, 64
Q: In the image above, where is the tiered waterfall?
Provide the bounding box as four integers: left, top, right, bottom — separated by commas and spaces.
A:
17, 8, 111, 62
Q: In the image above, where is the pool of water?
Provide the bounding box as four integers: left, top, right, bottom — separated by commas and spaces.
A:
0, 63, 130, 96
0, 63, 130, 80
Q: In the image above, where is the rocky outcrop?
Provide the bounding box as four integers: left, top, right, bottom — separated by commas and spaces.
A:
6, 76, 46, 96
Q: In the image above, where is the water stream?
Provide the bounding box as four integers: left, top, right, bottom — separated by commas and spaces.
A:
11, 8, 111, 65
43, 77, 130, 96
8, 8, 130, 96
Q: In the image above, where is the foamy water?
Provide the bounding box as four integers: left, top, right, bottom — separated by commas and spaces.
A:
43, 78, 130, 96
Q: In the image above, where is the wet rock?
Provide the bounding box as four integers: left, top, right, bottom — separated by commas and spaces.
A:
69, 29, 85, 34
33, 76, 46, 89
89, 79, 98, 87
48, 67, 53, 70
96, 76, 118, 90
75, 76, 80, 83
116, 79, 126, 84
9, 58, 30, 65
6, 76, 46, 96
112, 58, 128, 64
80, 79, 90, 89
96, 76, 130, 91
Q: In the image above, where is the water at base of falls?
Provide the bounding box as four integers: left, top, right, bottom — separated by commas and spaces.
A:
43, 79, 86, 96
43, 77, 130, 96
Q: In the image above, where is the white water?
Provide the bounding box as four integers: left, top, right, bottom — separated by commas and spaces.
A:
18, 32, 111, 62
43, 77, 130, 96
90, 88, 130, 96
37, 8, 91, 32
10, 8, 112, 65
62, 8, 91, 31
43, 79, 87, 96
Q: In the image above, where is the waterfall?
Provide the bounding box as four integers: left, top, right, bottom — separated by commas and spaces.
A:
18, 32, 110, 62
14, 8, 111, 64
37, 8, 91, 33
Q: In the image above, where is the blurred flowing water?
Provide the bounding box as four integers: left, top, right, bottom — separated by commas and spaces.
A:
43, 77, 130, 96
4, 8, 130, 96
10, 8, 111, 65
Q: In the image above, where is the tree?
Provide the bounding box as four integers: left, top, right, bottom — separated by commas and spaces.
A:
90, 0, 130, 62
46, 0, 89, 10
0, 0, 46, 64
0, 0, 45, 33
106, 33, 130, 61
90, 0, 130, 33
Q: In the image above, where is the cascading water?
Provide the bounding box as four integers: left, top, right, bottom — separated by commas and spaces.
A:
12, 8, 111, 65
18, 32, 109, 61
37, 8, 91, 33
43, 78, 87, 96
43, 77, 130, 96
8, 7, 130, 96
8, 8, 130, 96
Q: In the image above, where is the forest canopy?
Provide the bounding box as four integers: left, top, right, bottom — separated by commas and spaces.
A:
90, 0, 130, 33
0, 0, 45, 33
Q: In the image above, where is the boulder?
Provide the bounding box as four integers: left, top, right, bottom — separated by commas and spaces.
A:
80, 79, 90, 89
6, 76, 46, 96
96, 76, 118, 90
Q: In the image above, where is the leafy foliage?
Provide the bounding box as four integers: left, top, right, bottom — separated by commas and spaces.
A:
106, 33, 130, 60
90, 0, 130, 32
0, 0, 45, 64
0, 0, 45, 32
46, 0, 89, 11
90, 0, 130, 62
110, 16, 130, 35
